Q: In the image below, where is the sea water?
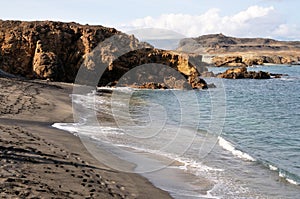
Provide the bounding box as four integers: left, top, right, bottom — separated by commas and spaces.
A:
54, 65, 300, 198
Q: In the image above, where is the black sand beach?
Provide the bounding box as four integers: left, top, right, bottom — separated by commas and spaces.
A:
0, 77, 171, 198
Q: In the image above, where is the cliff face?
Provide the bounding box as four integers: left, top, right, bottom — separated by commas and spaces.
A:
0, 20, 207, 89
0, 20, 121, 81
177, 33, 300, 66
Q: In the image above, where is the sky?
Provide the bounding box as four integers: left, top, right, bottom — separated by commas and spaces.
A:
1, 0, 300, 40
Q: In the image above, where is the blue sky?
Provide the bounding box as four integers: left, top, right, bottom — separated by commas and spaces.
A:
1, 0, 300, 40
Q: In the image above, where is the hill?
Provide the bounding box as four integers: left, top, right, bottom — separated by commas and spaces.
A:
177, 33, 300, 66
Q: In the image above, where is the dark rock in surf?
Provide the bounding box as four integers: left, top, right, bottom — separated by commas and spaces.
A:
217, 67, 271, 79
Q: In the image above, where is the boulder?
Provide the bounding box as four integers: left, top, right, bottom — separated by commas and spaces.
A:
212, 56, 247, 67
242, 56, 264, 66
217, 67, 271, 79
263, 55, 282, 64
133, 82, 168, 89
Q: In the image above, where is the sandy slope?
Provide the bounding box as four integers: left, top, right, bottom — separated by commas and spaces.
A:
0, 77, 171, 199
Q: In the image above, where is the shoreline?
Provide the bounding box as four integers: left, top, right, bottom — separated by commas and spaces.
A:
0, 77, 171, 198
61, 87, 217, 198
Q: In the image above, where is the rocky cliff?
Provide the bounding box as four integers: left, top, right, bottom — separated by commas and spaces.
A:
0, 20, 207, 89
0, 20, 120, 81
177, 33, 300, 66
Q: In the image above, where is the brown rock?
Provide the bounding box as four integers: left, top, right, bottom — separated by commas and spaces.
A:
263, 55, 282, 64
280, 56, 299, 64
101, 49, 208, 89
242, 56, 264, 66
32, 40, 59, 80
134, 82, 168, 89
0, 20, 120, 81
201, 71, 215, 77
177, 34, 300, 66
212, 54, 300, 66
212, 56, 247, 67
217, 67, 271, 79
163, 76, 189, 89
0, 20, 208, 89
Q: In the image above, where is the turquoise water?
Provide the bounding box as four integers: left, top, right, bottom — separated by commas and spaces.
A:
54, 65, 300, 198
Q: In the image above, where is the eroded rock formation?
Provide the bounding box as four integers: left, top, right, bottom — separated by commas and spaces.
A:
212, 56, 246, 67
0, 20, 121, 81
216, 67, 271, 79
98, 48, 207, 89
212, 55, 300, 67
0, 20, 208, 89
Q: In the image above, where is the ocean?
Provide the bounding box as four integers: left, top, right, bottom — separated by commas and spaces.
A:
54, 65, 300, 198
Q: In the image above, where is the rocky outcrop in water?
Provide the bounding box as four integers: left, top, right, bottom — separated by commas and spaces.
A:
216, 67, 271, 79
132, 82, 168, 89
99, 48, 207, 89
0, 20, 208, 89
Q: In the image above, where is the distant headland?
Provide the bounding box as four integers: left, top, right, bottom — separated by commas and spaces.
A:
177, 33, 300, 66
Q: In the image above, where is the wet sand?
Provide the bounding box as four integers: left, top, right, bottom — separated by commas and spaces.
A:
0, 77, 171, 198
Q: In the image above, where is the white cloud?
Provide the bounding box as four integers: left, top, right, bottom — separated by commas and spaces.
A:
228, 6, 274, 24
272, 24, 300, 40
120, 5, 300, 40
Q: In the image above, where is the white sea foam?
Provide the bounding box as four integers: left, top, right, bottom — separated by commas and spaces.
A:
53, 122, 223, 175
262, 161, 300, 186
97, 86, 136, 93
71, 92, 114, 119
52, 123, 124, 136
53, 122, 225, 197
279, 171, 299, 186
286, 178, 299, 185
114, 143, 223, 174
72, 94, 97, 109
97, 86, 182, 92
269, 164, 278, 171
205, 191, 221, 199
218, 136, 256, 162
52, 123, 80, 135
